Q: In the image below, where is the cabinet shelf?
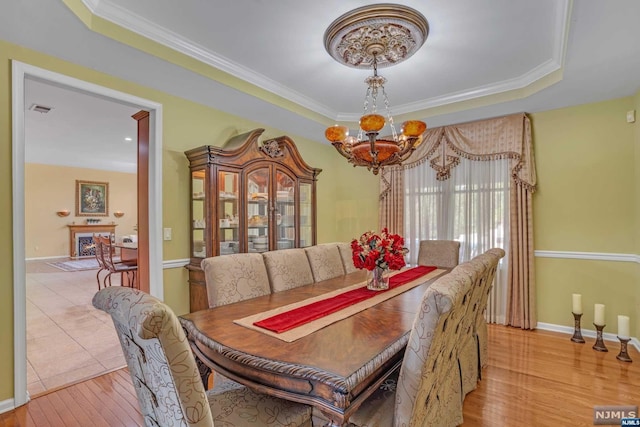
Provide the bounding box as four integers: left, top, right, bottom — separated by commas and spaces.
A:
185, 128, 321, 313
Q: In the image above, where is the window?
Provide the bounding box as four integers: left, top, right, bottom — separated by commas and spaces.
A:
404, 157, 510, 323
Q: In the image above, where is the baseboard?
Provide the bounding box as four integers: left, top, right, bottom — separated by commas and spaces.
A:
536, 322, 640, 351
26, 256, 190, 269
0, 398, 15, 415
25, 255, 68, 261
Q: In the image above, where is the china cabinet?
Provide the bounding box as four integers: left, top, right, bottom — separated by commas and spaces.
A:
184, 128, 322, 312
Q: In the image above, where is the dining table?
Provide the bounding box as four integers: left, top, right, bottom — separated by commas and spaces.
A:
179, 267, 449, 426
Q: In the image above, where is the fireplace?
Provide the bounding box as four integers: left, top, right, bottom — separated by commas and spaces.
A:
76, 233, 112, 257
67, 224, 118, 258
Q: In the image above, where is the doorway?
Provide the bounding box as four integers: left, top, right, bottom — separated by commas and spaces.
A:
12, 61, 164, 407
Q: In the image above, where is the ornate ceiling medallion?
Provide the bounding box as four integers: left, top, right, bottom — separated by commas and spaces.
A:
323, 4, 429, 175
324, 4, 429, 69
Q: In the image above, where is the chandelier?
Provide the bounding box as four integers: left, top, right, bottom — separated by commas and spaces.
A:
323, 4, 429, 175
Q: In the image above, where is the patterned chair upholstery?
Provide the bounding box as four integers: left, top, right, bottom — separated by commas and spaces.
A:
262, 248, 315, 292
475, 248, 505, 370
92, 287, 312, 426
452, 256, 488, 396
417, 240, 461, 269
201, 253, 271, 308
349, 266, 473, 427
201, 253, 272, 387
304, 244, 346, 282
337, 242, 358, 274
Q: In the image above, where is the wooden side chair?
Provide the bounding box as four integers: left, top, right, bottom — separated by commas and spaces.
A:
93, 287, 312, 426
92, 233, 108, 290
99, 235, 138, 289
417, 239, 461, 268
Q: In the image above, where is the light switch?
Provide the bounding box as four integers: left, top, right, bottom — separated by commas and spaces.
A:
626, 110, 636, 123
163, 228, 172, 241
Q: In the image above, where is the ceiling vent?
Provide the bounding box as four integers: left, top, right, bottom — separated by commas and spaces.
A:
29, 104, 53, 114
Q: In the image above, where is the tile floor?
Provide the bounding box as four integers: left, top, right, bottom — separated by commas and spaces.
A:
25, 260, 125, 397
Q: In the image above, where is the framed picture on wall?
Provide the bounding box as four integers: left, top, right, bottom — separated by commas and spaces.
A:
76, 180, 109, 216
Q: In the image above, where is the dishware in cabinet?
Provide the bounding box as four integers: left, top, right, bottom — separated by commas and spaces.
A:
184, 129, 321, 312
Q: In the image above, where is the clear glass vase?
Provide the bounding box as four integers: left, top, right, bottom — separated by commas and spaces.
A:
367, 266, 389, 291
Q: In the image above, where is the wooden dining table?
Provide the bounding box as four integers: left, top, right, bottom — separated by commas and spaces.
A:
179, 268, 448, 426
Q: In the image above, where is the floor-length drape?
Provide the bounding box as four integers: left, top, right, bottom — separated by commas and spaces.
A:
380, 113, 537, 329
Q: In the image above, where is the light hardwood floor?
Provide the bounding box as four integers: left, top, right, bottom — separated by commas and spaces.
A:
3, 324, 638, 426
25, 260, 125, 396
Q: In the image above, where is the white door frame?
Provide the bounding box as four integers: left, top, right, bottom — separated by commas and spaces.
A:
11, 60, 164, 407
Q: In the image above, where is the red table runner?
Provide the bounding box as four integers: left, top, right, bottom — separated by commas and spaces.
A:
254, 266, 436, 333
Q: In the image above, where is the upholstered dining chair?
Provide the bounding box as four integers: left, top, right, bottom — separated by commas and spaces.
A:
201, 253, 271, 308
200, 253, 272, 387
475, 248, 505, 371
348, 267, 473, 427
262, 248, 315, 293
99, 235, 138, 289
337, 242, 358, 274
417, 239, 461, 269
93, 286, 312, 427
304, 243, 346, 282
451, 256, 488, 397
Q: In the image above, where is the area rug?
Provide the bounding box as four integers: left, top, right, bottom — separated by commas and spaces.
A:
46, 258, 100, 272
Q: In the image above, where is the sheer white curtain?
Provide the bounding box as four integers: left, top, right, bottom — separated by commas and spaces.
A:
404, 157, 510, 324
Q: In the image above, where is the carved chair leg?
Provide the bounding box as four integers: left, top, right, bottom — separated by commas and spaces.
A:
194, 356, 212, 390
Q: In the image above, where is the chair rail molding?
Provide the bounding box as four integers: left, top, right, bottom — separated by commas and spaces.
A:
534, 250, 640, 263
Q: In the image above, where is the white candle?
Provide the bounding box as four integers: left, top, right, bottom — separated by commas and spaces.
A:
594, 304, 605, 326
572, 294, 583, 314
618, 315, 630, 340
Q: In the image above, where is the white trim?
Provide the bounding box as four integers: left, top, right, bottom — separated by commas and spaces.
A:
81, 0, 571, 121
0, 398, 15, 415
26, 256, 190, 269
12, 61, 163, 406
536, 322, 640, 352
534, 250, 640, 263
163, 258, 191, 269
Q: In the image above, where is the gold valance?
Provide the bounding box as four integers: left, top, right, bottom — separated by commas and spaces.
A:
399, 113, 536, 191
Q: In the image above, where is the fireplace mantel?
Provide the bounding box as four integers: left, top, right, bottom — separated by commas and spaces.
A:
67, 223, 117, 258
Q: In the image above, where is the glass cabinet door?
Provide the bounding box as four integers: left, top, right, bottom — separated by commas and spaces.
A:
191, 170, 206, 259
218, 170, 239, 255
275, 170, 295, 250
299, 182, 313, 248
247, 168, 270, 253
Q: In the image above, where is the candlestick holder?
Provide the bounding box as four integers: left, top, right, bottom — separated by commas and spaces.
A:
570, 312, 585, 343
592, 324, 608, 352
616, 337, 632, 362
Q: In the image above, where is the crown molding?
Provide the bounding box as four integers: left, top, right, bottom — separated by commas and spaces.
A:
81, 0, 571, 122
79, 0, 336, 119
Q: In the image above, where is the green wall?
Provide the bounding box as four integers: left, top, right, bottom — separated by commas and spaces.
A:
531, 97, 639, 332
0, 40, 379, 401
1, 40, 639, 406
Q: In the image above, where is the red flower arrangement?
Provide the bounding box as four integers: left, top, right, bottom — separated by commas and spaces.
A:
351, 228, 408, 271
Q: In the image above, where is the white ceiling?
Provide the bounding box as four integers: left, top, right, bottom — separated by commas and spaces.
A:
18, 0, 640, 172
